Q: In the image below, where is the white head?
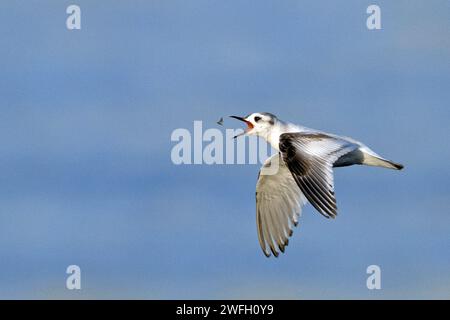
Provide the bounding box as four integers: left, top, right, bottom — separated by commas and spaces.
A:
230, 112, 278, 139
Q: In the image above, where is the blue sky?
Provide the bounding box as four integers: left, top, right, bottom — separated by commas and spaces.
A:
0, 1, 449, 299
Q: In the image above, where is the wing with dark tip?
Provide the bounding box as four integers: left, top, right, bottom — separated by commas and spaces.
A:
256, 153, 307, 257
279, 132, 357, 219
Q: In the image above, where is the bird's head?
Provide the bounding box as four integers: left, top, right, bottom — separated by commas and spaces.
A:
230, 112, 278, 139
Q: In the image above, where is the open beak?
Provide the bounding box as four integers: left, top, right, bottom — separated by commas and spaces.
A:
229, 116, 254, 139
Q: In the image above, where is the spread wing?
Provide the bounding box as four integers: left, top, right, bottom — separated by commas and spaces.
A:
279, 132, 358, 219
256, 153, 307, 257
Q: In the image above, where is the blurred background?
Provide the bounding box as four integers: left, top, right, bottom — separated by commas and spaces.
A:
0, 0, 449, 299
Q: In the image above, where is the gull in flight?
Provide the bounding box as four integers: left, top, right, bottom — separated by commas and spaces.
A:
230, 112, 403, 257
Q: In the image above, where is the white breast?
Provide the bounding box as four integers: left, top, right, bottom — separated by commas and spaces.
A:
266, 123, 303, 150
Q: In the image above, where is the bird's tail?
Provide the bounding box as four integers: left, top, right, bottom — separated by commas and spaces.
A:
362, 153, 404, 170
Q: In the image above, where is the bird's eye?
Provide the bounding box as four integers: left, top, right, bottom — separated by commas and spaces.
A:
254, 116, 261, 122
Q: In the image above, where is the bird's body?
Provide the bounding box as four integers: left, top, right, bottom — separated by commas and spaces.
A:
230, 112, 403, 257
265, 119, 401, 169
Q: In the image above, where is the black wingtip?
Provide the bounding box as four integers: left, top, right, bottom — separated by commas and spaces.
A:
394, 163, 404, 170
270, 247, 279, 258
